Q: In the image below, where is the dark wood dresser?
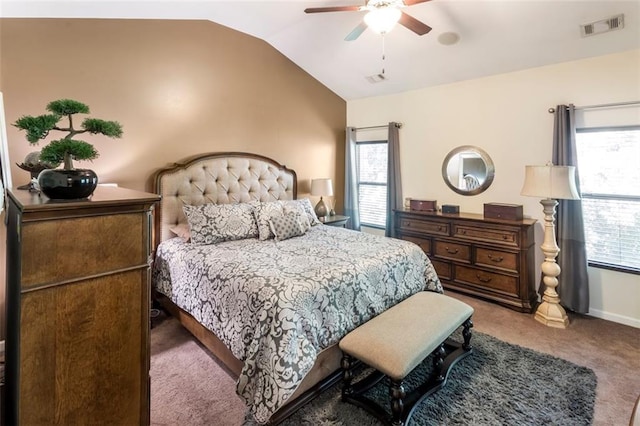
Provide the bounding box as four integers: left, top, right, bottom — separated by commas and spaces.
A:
3, 186, 160, 425
395, 209, 537, 312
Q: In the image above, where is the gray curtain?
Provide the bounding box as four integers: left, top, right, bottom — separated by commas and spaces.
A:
344, 127, 361, 231
552, 105, 590, 313
385, 122, 402, 237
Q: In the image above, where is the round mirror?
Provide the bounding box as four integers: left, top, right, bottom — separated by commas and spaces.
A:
442, 146, 495, 195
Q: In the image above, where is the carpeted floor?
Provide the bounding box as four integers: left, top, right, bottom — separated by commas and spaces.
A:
150, 292, 640, 425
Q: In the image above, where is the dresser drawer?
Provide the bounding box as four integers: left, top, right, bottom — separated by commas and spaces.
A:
399, 218, 449, 236
454, 265, 518, 296
401, 235, 431, 254
453, 224, 519, 247
431, 259, 451, 280
433, 240, 471, 262
474, 247, 518, 273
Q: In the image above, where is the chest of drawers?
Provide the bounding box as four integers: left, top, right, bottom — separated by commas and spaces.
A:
395, 210, 537, 312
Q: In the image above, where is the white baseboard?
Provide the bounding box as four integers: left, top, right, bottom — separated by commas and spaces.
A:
588, 309, 640, 329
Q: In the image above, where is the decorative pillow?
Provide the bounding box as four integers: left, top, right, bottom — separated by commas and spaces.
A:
281, 198, 321, 227
253, 201, 285, 240
182, 203, 258, 245
281, 201, 311, 232
169, 223, 191, 242
268, 212, 308, 242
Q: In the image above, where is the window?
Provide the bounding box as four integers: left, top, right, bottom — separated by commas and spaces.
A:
575, 126, 640, 273
357, 141, 388, 227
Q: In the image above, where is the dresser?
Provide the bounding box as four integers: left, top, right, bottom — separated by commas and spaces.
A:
395, 210, 537, 312
3, 186, 160, 425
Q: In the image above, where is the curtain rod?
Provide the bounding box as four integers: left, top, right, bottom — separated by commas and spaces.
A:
548, 100, 640, 113
355, 122, 403, 130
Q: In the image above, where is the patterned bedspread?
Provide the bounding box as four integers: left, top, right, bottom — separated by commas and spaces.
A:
153, 225, 442, 424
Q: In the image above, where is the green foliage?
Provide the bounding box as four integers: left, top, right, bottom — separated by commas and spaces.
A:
13, 114, 61, 143
40, 139, 99, 164
13, 98, 122, 170
46, 99, 90, 115
82, 118, 123, 138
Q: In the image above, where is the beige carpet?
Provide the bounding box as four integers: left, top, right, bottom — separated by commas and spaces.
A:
150, 292, 640, 425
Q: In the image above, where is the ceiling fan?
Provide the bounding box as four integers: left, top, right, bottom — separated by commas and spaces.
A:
305, 0, 433, 41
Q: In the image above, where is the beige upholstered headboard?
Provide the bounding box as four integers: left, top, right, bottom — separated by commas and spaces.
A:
151, 152, 297, 245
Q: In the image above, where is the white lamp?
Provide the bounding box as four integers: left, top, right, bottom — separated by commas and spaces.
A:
521, 163, 580, 328
364, 7, 402, 34
311, 178, 334, 218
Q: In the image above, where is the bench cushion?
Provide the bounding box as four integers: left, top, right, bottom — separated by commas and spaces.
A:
339, 292, 473, 380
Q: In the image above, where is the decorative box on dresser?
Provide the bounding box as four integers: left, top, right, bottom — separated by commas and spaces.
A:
3, 186, 160, 426
395, 209, 537, 313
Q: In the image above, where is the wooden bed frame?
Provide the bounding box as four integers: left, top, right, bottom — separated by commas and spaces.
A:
150, 152, 343, 424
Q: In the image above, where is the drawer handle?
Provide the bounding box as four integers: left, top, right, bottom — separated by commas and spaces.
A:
445, 247, 459, 255
476, 273, 492, 283
502, 235, 508, 240
460, 229, 466, 234
438, 226, 444, 231
487, 254, 503, 263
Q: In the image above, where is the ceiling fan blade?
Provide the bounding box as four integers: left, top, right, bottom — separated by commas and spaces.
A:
345, 21, 368, 41
304, 6, 362, 13
402, 0, 432, 5
398, 12, 432, 35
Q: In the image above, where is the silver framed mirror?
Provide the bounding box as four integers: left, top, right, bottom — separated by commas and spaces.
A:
442, 145, 495, 195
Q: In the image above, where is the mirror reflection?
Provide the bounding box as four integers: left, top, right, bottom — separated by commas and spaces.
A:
442, 146, 495, 196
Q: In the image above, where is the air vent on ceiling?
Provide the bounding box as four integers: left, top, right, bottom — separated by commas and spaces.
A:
580, 14, 624, 37
366, 73, 388, 84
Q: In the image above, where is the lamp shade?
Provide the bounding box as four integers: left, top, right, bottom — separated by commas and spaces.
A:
311, 178, 334, 197
364, 7, 402, 34
520, 164, 580, 200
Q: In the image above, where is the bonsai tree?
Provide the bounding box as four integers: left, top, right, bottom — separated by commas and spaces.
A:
13, 99, 123, 170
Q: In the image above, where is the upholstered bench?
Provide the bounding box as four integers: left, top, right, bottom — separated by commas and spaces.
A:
339, 291, 474, 426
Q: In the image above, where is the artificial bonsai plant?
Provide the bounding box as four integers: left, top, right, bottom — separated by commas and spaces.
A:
13, 99, 123, 198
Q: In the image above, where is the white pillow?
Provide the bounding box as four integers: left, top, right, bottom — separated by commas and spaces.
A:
183, 203, 258, 245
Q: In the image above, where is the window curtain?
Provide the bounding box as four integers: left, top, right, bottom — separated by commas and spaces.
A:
552, 105, 590, 313
385, 122, 402, 237
344, 127, 361, 231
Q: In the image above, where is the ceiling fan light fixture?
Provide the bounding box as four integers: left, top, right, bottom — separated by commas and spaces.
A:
364, 7, 402, 34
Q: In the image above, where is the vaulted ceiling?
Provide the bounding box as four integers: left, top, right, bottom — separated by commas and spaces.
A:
2, 0, 639, 100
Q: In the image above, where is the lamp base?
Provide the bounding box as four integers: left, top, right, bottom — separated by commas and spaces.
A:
534, 300, 569, 329
314, 198, 328, 218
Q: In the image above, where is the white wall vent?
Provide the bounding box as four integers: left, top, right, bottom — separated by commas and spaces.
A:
366, 73, 388, 84
580, 14, 624, 37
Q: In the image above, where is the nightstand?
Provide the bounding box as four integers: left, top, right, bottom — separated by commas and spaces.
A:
319, 214, 350, 228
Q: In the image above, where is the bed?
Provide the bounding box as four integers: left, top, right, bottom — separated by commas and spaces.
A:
151, 152, 443, 424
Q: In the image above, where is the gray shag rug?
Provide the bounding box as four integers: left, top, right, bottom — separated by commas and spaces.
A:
272, 331, 597, 425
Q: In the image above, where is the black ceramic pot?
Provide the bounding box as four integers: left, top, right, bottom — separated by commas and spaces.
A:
38, 168, 98, 200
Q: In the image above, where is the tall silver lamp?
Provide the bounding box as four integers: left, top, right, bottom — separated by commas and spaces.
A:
521, 163, 580, 328
311, 178, 333, 218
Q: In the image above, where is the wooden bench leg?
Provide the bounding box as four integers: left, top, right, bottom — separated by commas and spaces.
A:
463, 317, 473, 350
341, 354, 354, 401
390, 379, 406, 426
432, 343, 447, 382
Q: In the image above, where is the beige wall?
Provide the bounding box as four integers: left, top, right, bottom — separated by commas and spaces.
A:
0, 18, 347, 339
348, 49, 640, 327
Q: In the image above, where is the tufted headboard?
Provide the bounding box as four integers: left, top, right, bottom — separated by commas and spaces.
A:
151, 152, 297, 245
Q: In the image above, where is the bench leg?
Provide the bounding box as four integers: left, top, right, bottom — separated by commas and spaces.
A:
433, 343, 447, 382
341, 354, 354, 401
389, 379, 406, 426
462, 317, 473, 350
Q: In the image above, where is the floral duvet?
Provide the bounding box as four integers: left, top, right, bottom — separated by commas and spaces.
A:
153, 225, 442, 424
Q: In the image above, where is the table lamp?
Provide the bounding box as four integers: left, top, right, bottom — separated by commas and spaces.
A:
311, 178, 333, 218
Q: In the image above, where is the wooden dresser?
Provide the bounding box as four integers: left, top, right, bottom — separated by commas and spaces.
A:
3, 186, 160, 425
395, 209, 537, 312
